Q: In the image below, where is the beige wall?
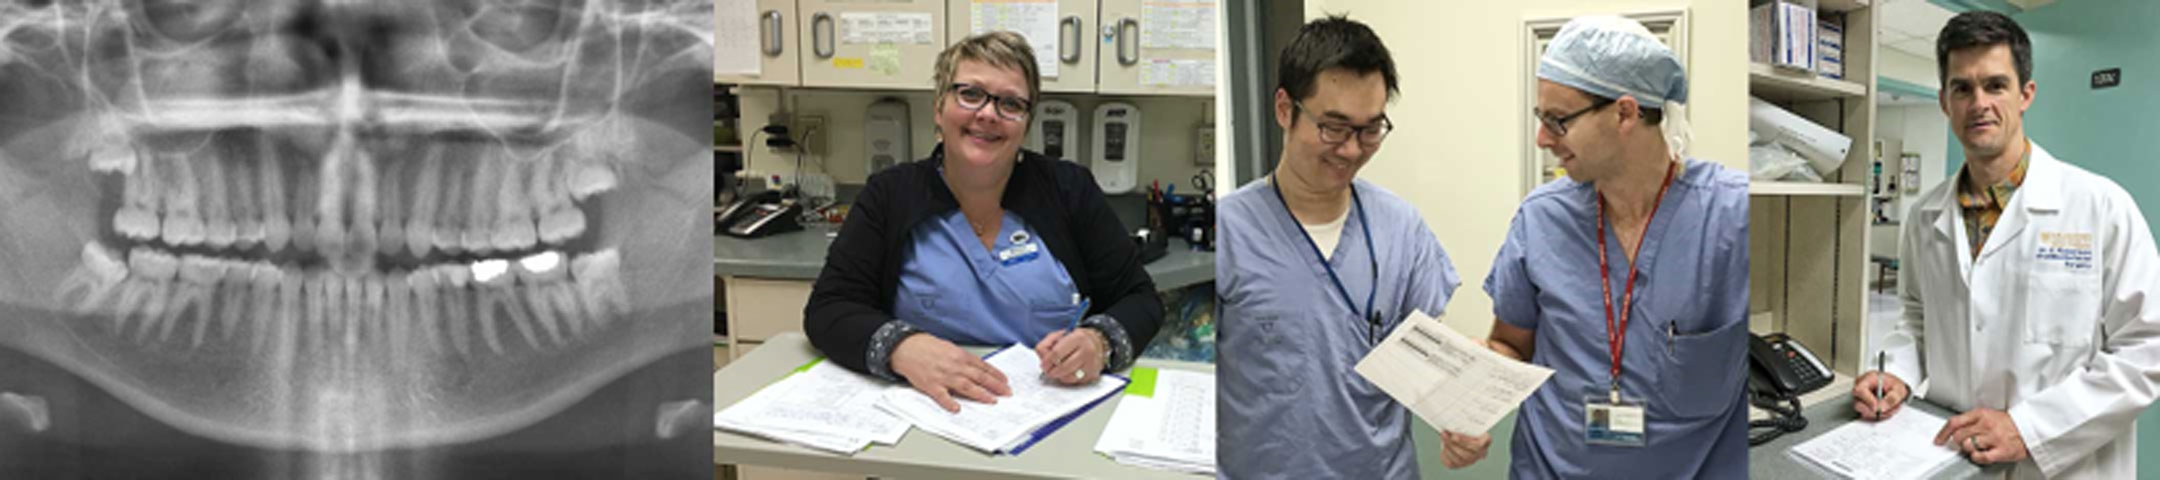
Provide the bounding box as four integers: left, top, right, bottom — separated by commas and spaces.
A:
1300, 0, 1746, 337
1879, 47, 1939, 90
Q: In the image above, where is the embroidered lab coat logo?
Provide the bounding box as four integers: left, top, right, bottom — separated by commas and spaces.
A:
2038, 231, 2096, 271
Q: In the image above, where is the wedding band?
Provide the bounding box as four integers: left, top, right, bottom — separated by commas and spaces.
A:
1968, 436, 1979, 450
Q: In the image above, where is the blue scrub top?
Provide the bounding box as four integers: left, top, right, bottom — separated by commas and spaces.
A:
1484, 159, 1751, 479
1216, 178, 1461, 480
894, 210, 1085, 346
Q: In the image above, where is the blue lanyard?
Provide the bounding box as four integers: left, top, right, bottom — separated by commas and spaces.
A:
1271, 175, 1382, 344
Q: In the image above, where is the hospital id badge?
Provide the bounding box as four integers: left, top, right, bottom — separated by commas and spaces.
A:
1583, 387, 1647, 447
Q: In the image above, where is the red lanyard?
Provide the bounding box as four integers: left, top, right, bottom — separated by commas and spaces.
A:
1596, 161, 1677, 390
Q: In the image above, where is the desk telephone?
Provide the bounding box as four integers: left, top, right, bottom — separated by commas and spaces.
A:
1746, 332, 1833, 446
718, 191, 803, 238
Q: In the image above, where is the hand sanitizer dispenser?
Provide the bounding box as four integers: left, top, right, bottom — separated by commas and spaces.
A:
1091, 102, 1139, 194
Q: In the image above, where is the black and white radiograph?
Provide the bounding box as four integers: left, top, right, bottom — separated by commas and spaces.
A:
0, 0, 714, 477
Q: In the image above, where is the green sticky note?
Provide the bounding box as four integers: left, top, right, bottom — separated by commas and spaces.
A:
1126, 367, 1159, 398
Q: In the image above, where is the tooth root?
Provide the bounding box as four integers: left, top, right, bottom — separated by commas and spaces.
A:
570, 249, 629, 324
305, 271, 332, 354
248, 266, 281, 353
464, 155, 504, 254
197, 154, 236, 248
521, 280, 566, 346
438, 266, 473, 357
406, 148, 444, 259
565, 161, 618, 201
472, 260, 531, 353
407, 270, 446, 356
376, 159, 407, 258
171, 256, 225, 346
116, 249, 180, 337
217, 263, 252, 341
160, 153, 205, 246
56, 243, 130, 316
291, 163, 320, 253
314, 160, 349, 260
344, 274, 366, 355
269, 268, 303, 354
430, 155, 467, 256
384, 274, 410, 353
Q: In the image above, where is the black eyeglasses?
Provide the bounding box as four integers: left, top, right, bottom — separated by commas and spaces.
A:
1535, 98, 1615, 137
1294, 101, 1393, 146
948, 83, 1032, 121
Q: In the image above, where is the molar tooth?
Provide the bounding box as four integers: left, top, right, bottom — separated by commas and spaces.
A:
463, 155, 505, 254
471, 259, 537, 353
114, 248, 179, 338
114, 149, 163, 241
197, 154, 236, 248
514, 251, 573, 341
56, 243, 130, 316
493, 158, 539, 251
159, 153, 205, 246
566, 161, 618, 201
533, 155, 585, 244
569, 248, 629, 326
168, 255, 225, 345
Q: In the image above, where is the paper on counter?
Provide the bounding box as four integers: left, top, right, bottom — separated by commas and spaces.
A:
713, 360, 912, 455
1093, 367, 1215, 475
877, 344, 1128, 453
1788, 408, 1961, 480
715, 0, 760, 76
1353, 312, 1554, 435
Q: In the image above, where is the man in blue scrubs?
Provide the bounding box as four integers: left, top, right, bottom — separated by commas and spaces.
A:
1442, 16, 1752, 478
1215, 16, 1462, 479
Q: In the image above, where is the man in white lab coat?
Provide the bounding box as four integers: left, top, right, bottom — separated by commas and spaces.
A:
1854, 11, 2160, 479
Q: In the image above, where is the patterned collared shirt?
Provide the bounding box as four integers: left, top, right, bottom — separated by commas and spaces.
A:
1955, 140, 2031, 259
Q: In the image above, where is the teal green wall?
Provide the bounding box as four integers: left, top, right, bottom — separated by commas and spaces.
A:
1940, 0, 2160, 477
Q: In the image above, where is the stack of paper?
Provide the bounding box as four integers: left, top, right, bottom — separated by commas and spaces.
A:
1788, 408, 1963, 480
876, 345, 1129, 453
1354, 311, 1555, 435
1093, 367, 1216, 475
713, 360, 913, 455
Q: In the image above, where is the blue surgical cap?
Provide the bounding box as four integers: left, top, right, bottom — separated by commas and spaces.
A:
1537, 16, 1687, 108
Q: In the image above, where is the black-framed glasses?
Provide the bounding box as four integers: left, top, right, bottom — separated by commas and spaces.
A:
948, 83, 1032, 121
1534, 98, 1615, 137
1294, 101, 1392, 146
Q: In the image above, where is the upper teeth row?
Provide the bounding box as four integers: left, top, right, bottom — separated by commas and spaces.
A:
102, 138, 620, 267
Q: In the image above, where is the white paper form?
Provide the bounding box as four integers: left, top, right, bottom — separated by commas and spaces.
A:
713, 361, 913, 455
1353, 312, 1556, 435
1140, 0, 1217, 50
715, 0, 761, 76
969, 0, 1059, 77
1093, 368, 1215, 475
1140, 59, 1213, 87
842, 12, 936, 45
1788, 409, 1962, 480
876, 345, 1128, 453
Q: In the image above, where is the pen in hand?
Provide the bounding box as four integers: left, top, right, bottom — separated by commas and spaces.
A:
1042, 296, 1091, 382
1874, 351, 1886, 419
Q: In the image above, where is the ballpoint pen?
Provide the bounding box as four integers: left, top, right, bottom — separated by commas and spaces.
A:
1875, 351, 1886, 419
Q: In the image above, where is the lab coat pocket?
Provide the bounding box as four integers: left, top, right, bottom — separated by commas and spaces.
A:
1224, 309, 1309, 397
2022, 271, 2102, 347
1655, 318, 1748, 419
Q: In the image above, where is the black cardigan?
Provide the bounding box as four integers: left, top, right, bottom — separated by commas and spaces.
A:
803, 147, 1162, 376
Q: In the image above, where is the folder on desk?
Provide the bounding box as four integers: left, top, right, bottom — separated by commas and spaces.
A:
877, 344, 1130, 454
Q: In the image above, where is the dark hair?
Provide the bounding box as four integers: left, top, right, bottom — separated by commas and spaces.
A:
1275, 15, 1398, 114
1935, 11, 2032, 86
